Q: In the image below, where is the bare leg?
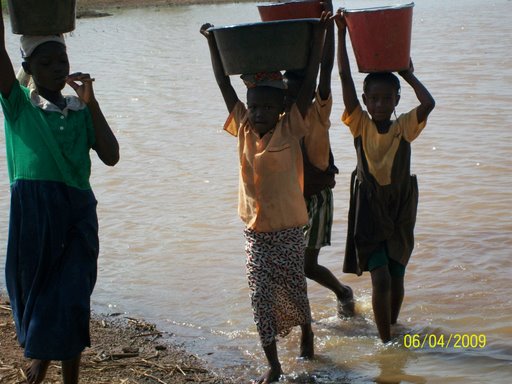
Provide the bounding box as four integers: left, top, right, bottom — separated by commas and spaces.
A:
254, 341, 282, 384
25, 359, 50, 384
304, 248, 355, 317
61, 353, 81, 384
390, 275, 404, 325
299, 323, 314, 359
370, 265, 392, 342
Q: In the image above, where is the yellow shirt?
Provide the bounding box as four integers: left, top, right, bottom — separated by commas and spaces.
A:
342, 105, 425, 186
224, 101, 309, 232
303, 91, 332, 171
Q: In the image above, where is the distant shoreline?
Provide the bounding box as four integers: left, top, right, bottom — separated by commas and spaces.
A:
76, 0, 255, 12
2, 1, 258, 21
1, 1, 256, 14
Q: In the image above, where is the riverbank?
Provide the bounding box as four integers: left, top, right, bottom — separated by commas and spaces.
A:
1, 0, 255, 13
76, 0, 255, 18
77, 0, 254, 10
0, 295, 235, 384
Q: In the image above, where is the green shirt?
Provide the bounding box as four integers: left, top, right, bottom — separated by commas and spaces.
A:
1, 81, 95, 190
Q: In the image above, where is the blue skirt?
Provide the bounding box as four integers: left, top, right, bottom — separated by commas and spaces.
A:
5, 180, 99, 360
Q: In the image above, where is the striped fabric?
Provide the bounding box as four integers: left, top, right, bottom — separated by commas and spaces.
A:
304, 187, 334, 250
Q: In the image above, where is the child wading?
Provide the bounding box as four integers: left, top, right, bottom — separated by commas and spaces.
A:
284, 0, 354, 318
201, 13, 329, 384
334, 10, 435, 343
0, 7, 119, 384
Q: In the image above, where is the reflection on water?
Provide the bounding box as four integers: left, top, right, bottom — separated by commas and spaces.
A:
0, 0, 511, 383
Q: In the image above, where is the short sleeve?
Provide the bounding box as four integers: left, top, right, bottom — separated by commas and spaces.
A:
342, 104, 368, 137
287, 103, 308, 139
223, 101, 247, 137
307, 91, 332, 132
0, 80, 29, 125
398, 107, 427, 142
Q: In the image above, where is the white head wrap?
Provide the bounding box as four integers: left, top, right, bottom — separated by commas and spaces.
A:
17, 35, 66, 89
20, 35, 66, 59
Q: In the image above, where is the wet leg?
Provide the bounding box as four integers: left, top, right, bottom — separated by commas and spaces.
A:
370, 266, 392, 342
390, 275, 404, 325
254, 341, 282, 384
61, 353, 81, 384
304, 248, 354, 317
299, 323, 314, 359
25, 359, 50, 384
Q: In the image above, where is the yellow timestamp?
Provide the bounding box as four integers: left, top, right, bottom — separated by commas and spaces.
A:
403, 333, 487, 349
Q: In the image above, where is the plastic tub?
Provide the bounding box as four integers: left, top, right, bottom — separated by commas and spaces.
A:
258, 0, 322, 21
8, 0, 76, 35
344, 2, 414, 73
209, 19, 317, 75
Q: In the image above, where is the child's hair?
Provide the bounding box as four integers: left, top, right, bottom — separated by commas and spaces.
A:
363, 72, 401, 96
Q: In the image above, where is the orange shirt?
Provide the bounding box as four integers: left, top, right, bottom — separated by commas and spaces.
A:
342, 105, 425, 186
303, 91, 332, 171
224, 101, 309, 232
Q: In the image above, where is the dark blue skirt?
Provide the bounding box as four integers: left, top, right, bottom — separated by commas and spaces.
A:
5, 180, 99, 360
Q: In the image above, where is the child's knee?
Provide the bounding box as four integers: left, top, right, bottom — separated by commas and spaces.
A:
370, 265, 391, 292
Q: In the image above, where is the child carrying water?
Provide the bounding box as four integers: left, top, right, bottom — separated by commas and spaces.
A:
334, 10, 435, 343
0, 6, 119, 384
283, 0, 354, 318
201, 13, 329, 384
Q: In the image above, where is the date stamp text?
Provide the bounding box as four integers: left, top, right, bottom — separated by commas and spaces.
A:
403, 333, 487, 349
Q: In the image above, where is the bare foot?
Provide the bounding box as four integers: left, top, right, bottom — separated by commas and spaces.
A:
24, 359, 50, 384
299, 328, 314, 359
337, 286, 355, 318
252, 364, 282, 384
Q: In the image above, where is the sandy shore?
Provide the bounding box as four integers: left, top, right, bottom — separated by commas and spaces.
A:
0, 294, 235, 384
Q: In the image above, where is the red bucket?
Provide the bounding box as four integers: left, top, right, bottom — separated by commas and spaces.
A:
344, 2, 414, 73
258, 0, 322, 21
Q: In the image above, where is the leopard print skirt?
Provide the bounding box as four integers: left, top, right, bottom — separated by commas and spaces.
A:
244, 227, 312, 347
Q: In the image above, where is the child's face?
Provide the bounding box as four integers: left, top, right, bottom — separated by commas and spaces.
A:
362, 80, 400, 123
247, 87, 285, 136
26, 42, 70, 92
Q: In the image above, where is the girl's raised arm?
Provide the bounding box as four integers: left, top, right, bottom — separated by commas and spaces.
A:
0, 6, 16, 97
399, 60, 435, 124
200, 23, 239, 114
334, 10, 359, 115
296, 11, 331, 118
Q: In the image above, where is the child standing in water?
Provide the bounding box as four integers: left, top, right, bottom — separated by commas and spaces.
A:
0, 6, 119, 384
201, 14, 329, 384
284, 0, 354, 318
334, 10, 435, 342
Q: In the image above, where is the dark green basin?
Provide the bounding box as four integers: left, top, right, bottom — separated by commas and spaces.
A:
209, 19, 318, 76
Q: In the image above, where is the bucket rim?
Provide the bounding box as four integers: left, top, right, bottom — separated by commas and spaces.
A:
343, 2, 414, 14
257, 0, 321, 9
208, 18, 319, 32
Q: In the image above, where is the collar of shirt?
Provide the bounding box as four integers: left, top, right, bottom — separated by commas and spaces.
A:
29, 89, 87, 117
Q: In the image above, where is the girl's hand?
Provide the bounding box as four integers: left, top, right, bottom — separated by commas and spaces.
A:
399, 59, 415, 77
66, 72, 96, 104
332, 8, 347, 29
319, 10, 332, 25
320, 0, 333, 13
200, 23, 214, 38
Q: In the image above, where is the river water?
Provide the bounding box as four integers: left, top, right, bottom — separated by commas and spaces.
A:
1, 0, 511, 383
